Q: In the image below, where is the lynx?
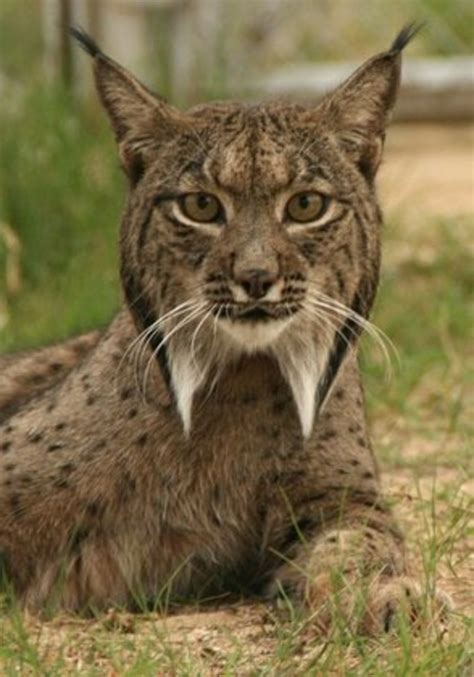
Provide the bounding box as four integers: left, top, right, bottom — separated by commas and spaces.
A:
0, 25, 448, 633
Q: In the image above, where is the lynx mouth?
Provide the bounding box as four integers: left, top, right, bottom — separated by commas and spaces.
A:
214, 303, 300, 323
236, 306, 274, 322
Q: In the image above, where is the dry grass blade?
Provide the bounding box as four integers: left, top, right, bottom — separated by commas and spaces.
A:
0, 221, 22, 296
0, 221, 22, 330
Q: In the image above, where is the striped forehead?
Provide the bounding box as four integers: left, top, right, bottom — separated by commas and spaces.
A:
205, 109, 295, 195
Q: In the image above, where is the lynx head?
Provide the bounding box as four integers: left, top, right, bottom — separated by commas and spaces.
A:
71, 26, 417, 438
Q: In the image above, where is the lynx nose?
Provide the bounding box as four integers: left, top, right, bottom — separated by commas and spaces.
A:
236, 268, 277, 300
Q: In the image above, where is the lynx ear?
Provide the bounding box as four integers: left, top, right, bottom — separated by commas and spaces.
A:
321, 24, 421, 180
70, 27, 185, 184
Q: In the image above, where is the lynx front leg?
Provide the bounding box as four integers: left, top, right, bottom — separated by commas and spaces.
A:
268, 502, 450, 636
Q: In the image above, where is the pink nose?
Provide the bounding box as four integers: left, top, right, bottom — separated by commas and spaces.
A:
235, 268, 277, 299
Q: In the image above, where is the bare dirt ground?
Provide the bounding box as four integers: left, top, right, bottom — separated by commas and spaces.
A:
3, 124, 473, 674
381, 123, 474, 221
379, 123, 474, 276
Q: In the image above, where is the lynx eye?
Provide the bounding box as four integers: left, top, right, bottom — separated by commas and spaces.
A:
286, 192, 327, 223
180, 193, 223, 223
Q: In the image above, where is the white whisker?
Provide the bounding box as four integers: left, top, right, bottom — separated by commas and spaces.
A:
190, 306, 215, 374
299, 305, 341, 349
133, 302, 202, 382
115, 300, 198, 384
141, 304, 207, 398
305, 286, 399, 379
303, 300, 361, 348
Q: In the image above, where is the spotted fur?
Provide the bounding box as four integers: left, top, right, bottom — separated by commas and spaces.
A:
0, 26, 449, 631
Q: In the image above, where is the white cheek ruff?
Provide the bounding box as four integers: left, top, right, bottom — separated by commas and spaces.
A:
168, 349, 207, 436
167, 315, 332, 441
274, 341, 330, 439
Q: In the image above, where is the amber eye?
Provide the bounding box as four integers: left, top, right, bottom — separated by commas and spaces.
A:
286, 192, 327, 223
179, 193, 223, 223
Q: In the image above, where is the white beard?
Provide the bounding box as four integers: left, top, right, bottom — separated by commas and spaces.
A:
217, 316, 290, 353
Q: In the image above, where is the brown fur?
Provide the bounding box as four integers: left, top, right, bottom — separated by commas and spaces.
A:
0, 27, 448, 632
0, 331, 101, 423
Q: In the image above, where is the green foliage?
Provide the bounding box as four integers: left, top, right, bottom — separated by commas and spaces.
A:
418, 0, 474, 54
0, 0, 42, 80
0, 84, 122, 349
363, 217, 473, 424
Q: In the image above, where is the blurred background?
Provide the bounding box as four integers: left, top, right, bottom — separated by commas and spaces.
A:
0, 0, 472, 430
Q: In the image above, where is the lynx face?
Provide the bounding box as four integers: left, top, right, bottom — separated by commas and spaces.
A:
143, 103, 356, 353
169, 105, 353, 347
76, 30, 402, 437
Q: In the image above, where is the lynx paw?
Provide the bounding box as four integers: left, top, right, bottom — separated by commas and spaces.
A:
270, 572, 451, 636
359, 576, 452, 636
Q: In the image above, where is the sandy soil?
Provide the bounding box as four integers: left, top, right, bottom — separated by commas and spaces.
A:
380, 123, 474, 223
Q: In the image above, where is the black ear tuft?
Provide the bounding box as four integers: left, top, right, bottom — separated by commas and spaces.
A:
69, 25, 103, 58
390, 22, 424, 53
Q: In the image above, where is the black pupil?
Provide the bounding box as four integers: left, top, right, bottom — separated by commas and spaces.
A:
197, 194, 210, 210
299, 195, 310, 209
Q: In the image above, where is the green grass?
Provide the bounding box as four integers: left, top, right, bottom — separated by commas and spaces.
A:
362, 216, 473, 439
0, 84, 122, 349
